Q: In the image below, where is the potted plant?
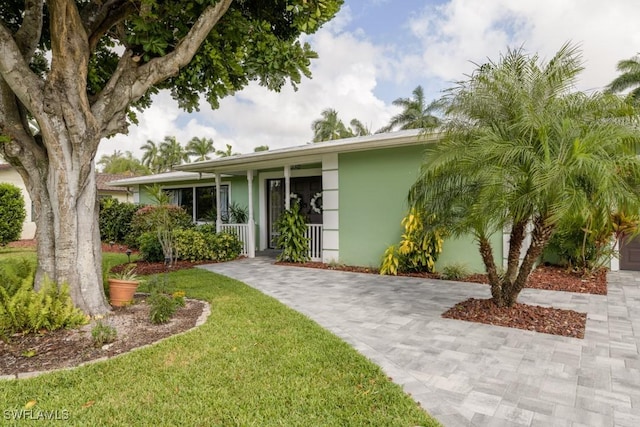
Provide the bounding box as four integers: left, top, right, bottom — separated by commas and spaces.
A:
108, 264, 142, 307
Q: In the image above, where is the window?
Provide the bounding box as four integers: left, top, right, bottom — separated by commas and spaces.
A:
165, 185, 229, 223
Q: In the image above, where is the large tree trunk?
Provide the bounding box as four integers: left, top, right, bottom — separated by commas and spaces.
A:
0, 0, 234, 316
28, 132, 110, 316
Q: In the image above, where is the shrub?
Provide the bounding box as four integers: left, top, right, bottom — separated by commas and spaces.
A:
174, 228, 243, 262
91, 321, 117, 347
148, 292, 178, 324
126, 204, 193, 248
211, 232, 243, 261
380, 208, 444, 275
0, 182, 26, 246
138, 232, 165, 262
439, 263, 470, 280
0, 276, 87, 339
275, 202, 309, 263
174, 228, 211, 261
99, 198, 140, 243
0, 257, 35, 297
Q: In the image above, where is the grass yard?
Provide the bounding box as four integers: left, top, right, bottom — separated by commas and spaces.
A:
0, 248, 439, 426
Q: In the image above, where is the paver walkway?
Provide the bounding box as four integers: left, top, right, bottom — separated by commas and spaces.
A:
200, 258, 640, 426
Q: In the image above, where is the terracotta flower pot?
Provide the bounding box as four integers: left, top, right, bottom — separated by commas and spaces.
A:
108, 278, 139, 307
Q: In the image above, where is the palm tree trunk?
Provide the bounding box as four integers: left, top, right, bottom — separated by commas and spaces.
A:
503, 216, 555, 307
477, 236, 504, 306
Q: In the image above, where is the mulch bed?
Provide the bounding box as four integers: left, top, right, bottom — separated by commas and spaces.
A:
442, 298, 587, 338
0, 297, 206, 376
277, 260, 603, 339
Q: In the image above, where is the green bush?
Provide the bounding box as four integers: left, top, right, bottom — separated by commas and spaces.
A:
275, 202, 309, 263
174, 228, 243, 262
211, 232, 243, 261
0, 182, 26, 246
91, 321, 117, 347
99, 198, 140, 243
0, 257, 35, 297
439, 263, 470, 280
0, 276, 87, 339
126, 204, 193, 248
148, 292, 179, 324
138, 232, 165, 262
174, 228, 211, 261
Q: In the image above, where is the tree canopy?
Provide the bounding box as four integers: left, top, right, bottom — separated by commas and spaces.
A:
0, 0, 343, 315
377, 85, 441, 133
607, 53, 640, 105
311, 108, 370, 142
410, 44, 640, 307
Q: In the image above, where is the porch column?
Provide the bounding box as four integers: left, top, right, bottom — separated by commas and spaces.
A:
284, 165, 291, 210
247, 170, 255, 258
215, 173, 222, 233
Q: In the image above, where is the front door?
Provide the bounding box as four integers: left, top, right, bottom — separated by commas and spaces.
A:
266, 176, 322, 249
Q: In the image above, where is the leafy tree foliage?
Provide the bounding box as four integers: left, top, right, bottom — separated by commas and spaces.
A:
0, 183, 26, 246
97, 150, 149, 175
0, 0, 342, 315
311, 108, 370, 142
159, 136, 190, 170
410, 44, 640, 307
607, 53, 640, 105
378, 85, 441, 133
216, 143, 239, 157
187, 137, 215, 161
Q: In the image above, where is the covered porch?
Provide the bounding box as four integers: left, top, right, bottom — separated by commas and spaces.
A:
179, 151, 339, 263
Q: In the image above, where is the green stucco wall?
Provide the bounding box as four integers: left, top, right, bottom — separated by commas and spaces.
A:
338, 145, 500, 272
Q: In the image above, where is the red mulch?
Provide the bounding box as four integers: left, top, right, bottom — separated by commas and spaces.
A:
110, 259, 215, 275
277, 260, 602, 339
442, 298, 587, 338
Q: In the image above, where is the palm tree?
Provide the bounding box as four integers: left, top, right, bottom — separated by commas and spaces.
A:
378, 85, 441, 133
311, 108, 352, 142
186, 137, 215, 161
216, 143, 239, 157
410, 43, 640, 308
254, 145, 269, 152
141, 140, 162, 173
159, 136, 189, 170
98, 150, 149, 175
607, 54, 640, 104
349, 118, 371, 137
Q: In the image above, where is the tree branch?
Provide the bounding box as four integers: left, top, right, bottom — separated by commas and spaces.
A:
81, 0, 136, 51
0, 23, 45, 115
92, 0, 234, 138
14, 0, 44, 60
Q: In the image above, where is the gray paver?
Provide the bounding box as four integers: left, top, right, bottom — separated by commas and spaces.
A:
200, 258, 640, 426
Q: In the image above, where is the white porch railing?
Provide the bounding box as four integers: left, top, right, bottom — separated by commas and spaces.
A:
306, 224, 323, 262
220, 224, 250, 256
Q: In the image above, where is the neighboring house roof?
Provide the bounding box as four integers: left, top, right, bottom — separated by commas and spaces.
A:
108, 170, 217, 187
96, 173, 137, 192
0, 163, 12, 171
176, 129, 438, 175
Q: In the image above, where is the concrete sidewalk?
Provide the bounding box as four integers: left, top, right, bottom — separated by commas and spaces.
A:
200, 258, 640, 426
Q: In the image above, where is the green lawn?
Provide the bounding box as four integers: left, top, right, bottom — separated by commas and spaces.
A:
0, 249, 440, 426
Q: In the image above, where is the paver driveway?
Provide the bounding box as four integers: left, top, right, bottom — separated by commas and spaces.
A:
200, 258, 640, 426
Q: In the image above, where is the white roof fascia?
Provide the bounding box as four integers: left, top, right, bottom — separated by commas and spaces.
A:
108, 171, 219, 187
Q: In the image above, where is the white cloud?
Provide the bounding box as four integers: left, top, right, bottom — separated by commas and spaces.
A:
97, 0, 640, 162
405, 0, 640, 91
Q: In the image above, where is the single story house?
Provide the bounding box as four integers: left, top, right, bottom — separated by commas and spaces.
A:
109, 129, 639, 272
0, 164, 134, 240
110, 130, 503, 272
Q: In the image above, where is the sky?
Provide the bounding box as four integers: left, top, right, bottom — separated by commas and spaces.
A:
97, 0, 640, 162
